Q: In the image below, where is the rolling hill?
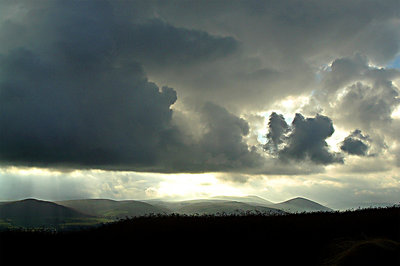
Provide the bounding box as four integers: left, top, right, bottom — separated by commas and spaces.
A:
57, 199, 168, 219
0, 196, 333, 229
272, 197, 332, 213
211, 195, 274, 206
0, 199, 90, 227
145, 196, 332, 214
149, 199, 284, 215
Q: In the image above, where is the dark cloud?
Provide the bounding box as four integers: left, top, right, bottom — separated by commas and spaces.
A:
0, 47, 176, 169
0, 1, 257, 173
340, 130, 370, 156
280, 114, 343, 165
264, 112, 289, 154
0, 1, 238, 68
116, 19, 238, 69
265, 113, 343, 165
1, 0, 399, 177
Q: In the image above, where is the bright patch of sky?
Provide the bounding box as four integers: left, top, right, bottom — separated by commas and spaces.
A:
392, 105, 400, 119
148, 173, 246, 200
256, 95, 311, 143
325, 127, 349, 152
388, 55, 400, 69
315, 63, 332, 82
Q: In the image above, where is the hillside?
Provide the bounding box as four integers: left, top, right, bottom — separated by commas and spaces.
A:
1, 207, 399, 265
211, 195, 274, 206
272, 197, 332, 213
143, 196, 333, 214
57, 199, 168, 219
0, 197, 333, 228
150, 196, 332, 214
0, 199, 89, 227
164, 200, 283, 215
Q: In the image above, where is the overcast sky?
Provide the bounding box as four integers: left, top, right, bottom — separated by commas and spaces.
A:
0, 0, 399, 209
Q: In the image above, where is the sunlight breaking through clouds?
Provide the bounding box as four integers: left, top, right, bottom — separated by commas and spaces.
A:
0, 1, 399, 209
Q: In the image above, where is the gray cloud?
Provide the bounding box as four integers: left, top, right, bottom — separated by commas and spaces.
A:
0, 47, 177, 169
131, 0, 400, 112
340, 82, 399, 128
0, 1, 258, 173
308, 54, 400, 160
118, 19, 238, 69
318, 54, 400, 102
264, 112, 289, 154
280, 114, 343, 165
265, 113, 343, 165
340, 130, 371, 156
158, 102, 263, 173
0, 0, 399, 179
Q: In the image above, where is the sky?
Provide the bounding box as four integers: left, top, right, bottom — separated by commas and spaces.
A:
0, 0, 399, 209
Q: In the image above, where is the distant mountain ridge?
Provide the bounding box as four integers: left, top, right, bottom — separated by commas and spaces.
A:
0, 196, 333, 228
172, 201, 284, 215
146, 196, 331, 214
211, 195, 274, 206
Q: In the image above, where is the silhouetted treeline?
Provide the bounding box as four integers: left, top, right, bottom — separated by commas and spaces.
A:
0, 207, 399, 265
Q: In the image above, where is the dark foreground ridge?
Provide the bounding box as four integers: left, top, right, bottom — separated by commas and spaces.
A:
0, 207, 399, 265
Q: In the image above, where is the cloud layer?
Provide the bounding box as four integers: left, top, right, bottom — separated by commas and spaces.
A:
0, 1, 259, 172
0, 0, 399, 181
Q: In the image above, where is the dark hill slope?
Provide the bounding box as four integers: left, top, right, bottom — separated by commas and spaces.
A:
273, 197, 332, 213
57, 199, 168, 218
0, 199, 88, 227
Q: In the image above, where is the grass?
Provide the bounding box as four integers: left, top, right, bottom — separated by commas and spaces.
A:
0, 217, 115, 231
59, 217, 115, 228
0, 207, 399, 265
0, 219, 13, 229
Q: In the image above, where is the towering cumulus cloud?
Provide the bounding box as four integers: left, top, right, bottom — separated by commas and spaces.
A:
265, 113, 343, 165
280, 114, 343, 165
264, 112, 289, 154
0, 1, 252, 172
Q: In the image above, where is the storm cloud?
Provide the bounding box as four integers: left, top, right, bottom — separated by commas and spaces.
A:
264, 113, 343, 165
280, 114, 343, 165
340, 130, 371, 156
1, 0, 400, 208
0, 47, 178, 169
0, 0, 256, 172
264, 112, 289, 154
0, 0, 399, 178
130, 0, 400, 111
